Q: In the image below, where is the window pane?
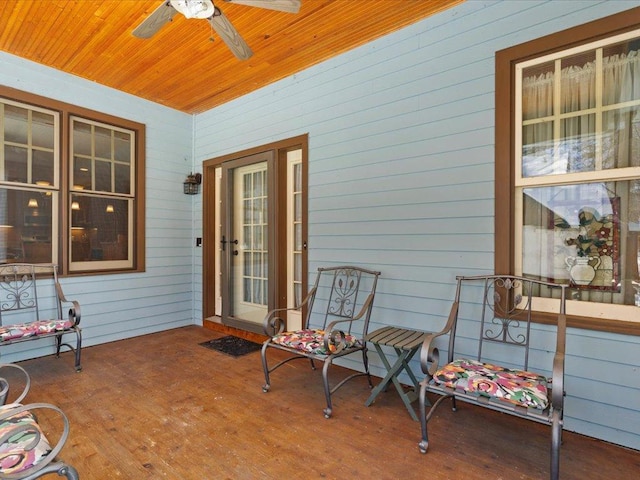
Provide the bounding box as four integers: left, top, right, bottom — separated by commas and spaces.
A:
522, 181, 639, 305
560, 51, 596, 114
252, 198, 262, 223
0, 188, 53, 264
520, 40, 640, 178
94, 126, 112, 159
70, 194, 130, 262
73, 157, 92, 190
72, 119, 133, 197
3, 104, 56, 186
602, 106, 640, 169
254, 171, 264, 196
522, 62, 554, 120
73, 122, 92, 156
114, 131, 131, 163
603, 42, 640, 106
243, 199, 251, 223
95, 160, 112, 192
559, 113, 596, 173
32, 150, 54, 185
32, 111, 55, 149
4, 145, 27, 182
294, 223, 302, 250
243, 251, 250, 276
114, 163, 131, 194
3, 104, 28, 144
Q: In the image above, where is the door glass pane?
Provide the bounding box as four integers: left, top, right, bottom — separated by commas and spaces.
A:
230, 161, 269, 325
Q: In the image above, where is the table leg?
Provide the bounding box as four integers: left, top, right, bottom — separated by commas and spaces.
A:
365, 344, 423, 421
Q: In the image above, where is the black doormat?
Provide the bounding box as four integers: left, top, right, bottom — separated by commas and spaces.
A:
199, 335, 262, 357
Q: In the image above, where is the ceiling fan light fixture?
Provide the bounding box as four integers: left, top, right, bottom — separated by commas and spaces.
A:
170, 0, 215, 19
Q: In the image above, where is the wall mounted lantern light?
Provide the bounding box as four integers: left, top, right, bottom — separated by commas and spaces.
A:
183, 172, 202, 195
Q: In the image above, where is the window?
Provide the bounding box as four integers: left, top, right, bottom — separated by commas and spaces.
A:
0, 87, 145, 274
1, 99, 58, 264
496, 8, 640, 333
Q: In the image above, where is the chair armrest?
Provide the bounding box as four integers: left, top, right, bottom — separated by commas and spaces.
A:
263, 287, 317, 336
419, 300, 459, 376
56, 281, 81, 326
551, 312, 567, 410
0, 364, 31, 405
0, 402, 71, 477
323, 292, 375, 353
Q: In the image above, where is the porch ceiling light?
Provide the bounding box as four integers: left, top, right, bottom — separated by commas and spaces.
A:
170, 0, 215, 19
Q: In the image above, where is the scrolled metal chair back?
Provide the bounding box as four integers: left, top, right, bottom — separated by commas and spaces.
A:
0, 263, 39, 324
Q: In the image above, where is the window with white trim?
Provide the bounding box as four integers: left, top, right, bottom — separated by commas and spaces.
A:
0, 89, 145, 274
513, 29, 640, 322
70, 117, 135, 271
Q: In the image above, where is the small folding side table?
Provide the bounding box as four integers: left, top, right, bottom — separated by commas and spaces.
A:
365, 325, 430, 421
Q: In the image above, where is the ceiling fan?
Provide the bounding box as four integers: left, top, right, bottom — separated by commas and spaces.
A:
133, 0, 301, 60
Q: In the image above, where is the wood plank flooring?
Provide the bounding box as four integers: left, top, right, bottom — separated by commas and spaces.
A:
9, 326, 640, 479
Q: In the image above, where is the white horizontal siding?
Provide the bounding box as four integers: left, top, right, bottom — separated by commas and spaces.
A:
194, 0, 640, 450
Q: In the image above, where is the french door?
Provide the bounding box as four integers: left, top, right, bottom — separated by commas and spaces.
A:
221, 152, 272, 330
203, 136, 308, 335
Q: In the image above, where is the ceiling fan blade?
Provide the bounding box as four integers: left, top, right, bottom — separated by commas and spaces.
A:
223, 0, 301, 14
133, 1, 177, 39
209, 8, 254, 60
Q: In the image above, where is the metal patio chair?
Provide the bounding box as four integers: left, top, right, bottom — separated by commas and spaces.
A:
261, 266, 381, 418
0, 363, 79, 479
418, 274, 567, 480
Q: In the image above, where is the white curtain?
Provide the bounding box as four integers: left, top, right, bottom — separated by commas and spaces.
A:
521, 50, 640, 298
522, 49, 640, 175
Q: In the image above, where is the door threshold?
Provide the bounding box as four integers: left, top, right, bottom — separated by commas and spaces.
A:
203, 318, 268, 344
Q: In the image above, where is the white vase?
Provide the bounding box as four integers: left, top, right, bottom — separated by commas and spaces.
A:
565, 256, 600, 286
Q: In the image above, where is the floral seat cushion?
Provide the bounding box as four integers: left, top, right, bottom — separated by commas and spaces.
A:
272, 329, 361, 355
0, 406, 52, 475
0, 319, 74, 343
431, 358, 550, 410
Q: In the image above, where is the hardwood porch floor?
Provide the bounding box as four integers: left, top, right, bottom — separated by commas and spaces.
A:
13, 326, 640, 479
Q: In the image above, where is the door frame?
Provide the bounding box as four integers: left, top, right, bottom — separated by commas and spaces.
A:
202, 134, 308, 333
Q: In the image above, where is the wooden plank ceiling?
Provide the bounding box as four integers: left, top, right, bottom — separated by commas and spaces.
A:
0, 0, 463, 114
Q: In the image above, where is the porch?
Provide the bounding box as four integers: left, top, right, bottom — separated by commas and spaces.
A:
16, 326, 640, 479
